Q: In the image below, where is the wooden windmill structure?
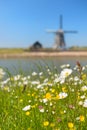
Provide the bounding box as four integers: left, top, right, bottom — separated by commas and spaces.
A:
46, 15, 77, 49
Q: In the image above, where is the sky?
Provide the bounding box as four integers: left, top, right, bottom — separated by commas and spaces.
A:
0, 0, 87, 48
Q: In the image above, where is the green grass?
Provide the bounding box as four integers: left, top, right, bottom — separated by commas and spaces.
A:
0, 63, 87, 130
0, 48, 25, 54
68, 46, 87, 51
0, 46, 87, 55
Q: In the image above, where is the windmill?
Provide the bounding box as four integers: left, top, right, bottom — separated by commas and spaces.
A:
46, 15, 77, 49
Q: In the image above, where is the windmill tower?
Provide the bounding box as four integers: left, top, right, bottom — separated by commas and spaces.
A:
46, 15, 77, 49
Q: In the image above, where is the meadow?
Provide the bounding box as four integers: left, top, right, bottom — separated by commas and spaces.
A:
0, 62, 87, 130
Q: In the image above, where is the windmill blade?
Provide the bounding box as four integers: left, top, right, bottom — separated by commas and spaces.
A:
59, 15, 63, 29
64, 30, 78, 33
46, 29, 57, 33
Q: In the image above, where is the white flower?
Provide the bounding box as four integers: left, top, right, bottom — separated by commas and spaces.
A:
83, 99, 87, 108
82, 66, 85, 71
71, 89, 74, 92
54, 74, 58, 77
44, 78, 48, 83
54, 76, 65, 84
39, 72, 43, 76
0, 68, 5, 79
55, 69, 72, 84
39, 106, 44, 113
81, 86, 87, 91
59, 77, 65, 84
52, 111, 55, 114
14, 75, 21, 81
28, 100, 31, 103
40, 109, 44, 113
60, 68, 72, 78
1, 78, 10, 85
18, 82, 22, 86
80, 95, 85, 99
50, 102, 53, 106
22, 105, 31, 111
31, 81, 40, 85
47, 69, 50, 72
64, 110, 66, 113
54, 77, 59, 83
37, 84, 43, 89
76, 117, 80, 121
32, 72, 37, 76
74, 76, 80, 81
22, 77, 27, 81
42, 98, 48, 103
27, 76, 30, 79
60, 64, 70, 69
59, 92, 68, 99
78, 101, 83, 106
23, 81, 28, 85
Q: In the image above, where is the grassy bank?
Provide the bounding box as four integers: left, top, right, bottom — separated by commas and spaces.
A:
0, 63, 87, 129
0, 48, 25, 54
0, 46, 87, 55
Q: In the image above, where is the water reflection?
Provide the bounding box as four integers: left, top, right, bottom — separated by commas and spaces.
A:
0, 57, 87, 75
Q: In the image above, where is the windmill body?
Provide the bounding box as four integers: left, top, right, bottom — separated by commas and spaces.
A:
46, 15, 77, 49
54, 29, 65, 49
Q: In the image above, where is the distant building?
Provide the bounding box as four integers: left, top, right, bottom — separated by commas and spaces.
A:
30, 41, 43, 51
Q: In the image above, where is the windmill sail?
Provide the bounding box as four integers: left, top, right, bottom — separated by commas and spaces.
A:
64, 31, 78, 33
59, 15, 63, 29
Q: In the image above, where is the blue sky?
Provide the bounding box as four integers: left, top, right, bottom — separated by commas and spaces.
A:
0, 0, 87, 48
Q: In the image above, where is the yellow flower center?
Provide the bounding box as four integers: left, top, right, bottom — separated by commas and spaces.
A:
68, 122, 74, 128
43, 121, 49, 126
80, 115, 85, 122
45, 93, 51, 99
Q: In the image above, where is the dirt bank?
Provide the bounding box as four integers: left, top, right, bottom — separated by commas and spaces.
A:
0, 51, 87, 58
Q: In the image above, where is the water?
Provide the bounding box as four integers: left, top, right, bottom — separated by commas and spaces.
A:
0, 57, 87, 75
